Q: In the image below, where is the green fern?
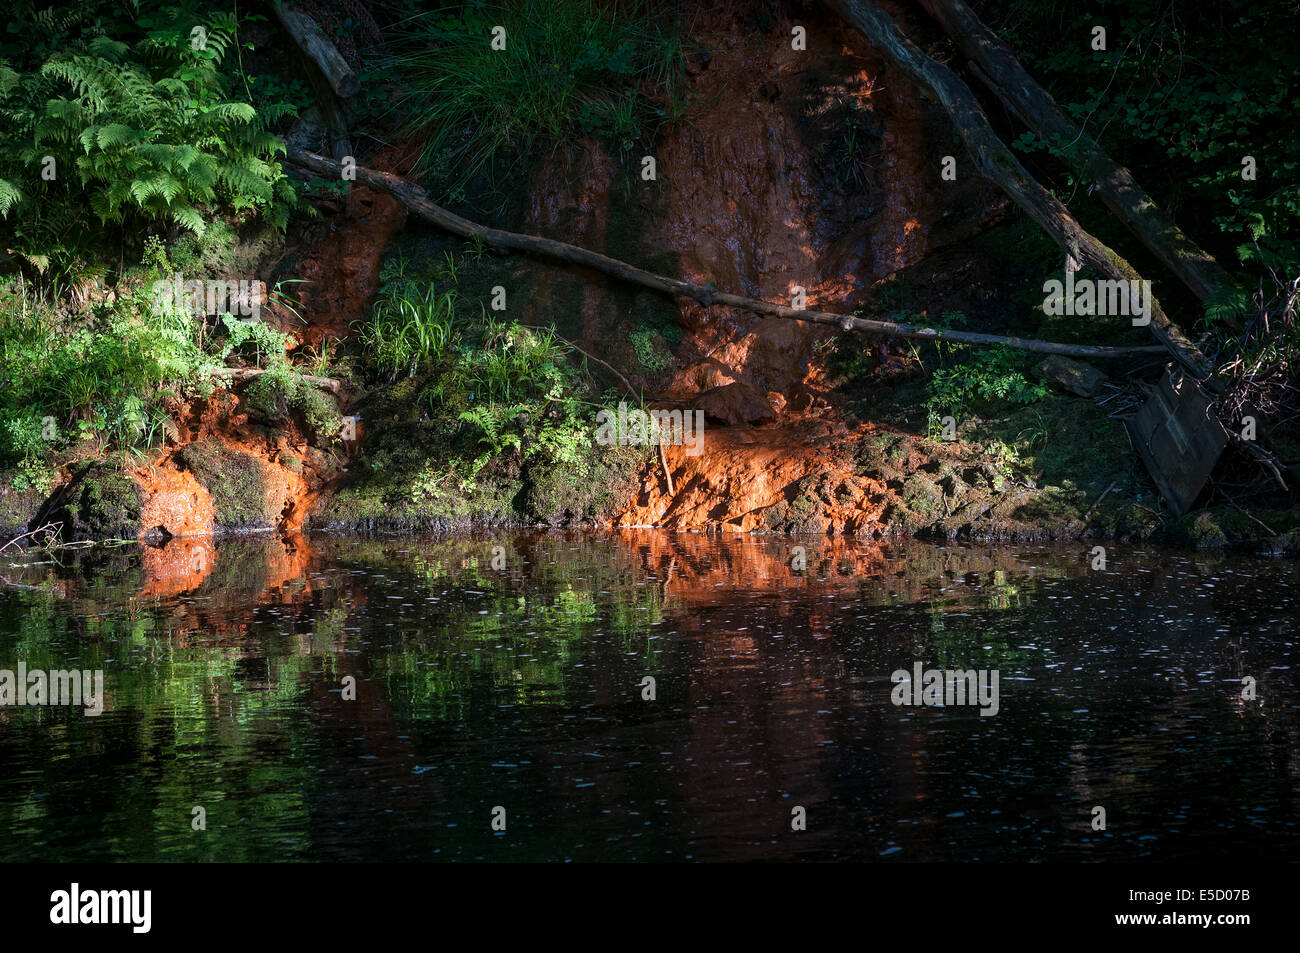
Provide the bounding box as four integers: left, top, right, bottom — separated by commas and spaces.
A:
0, 10, 297, 259
1203, 284, 1251, 327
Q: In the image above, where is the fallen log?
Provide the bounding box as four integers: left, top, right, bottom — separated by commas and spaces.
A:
270, 2, 360, 99
824, 0, 1213, 380
271, 1, 357, 161
285, 151, 1166, 360
211, 367, 341, 394
917, 0, 1234, 306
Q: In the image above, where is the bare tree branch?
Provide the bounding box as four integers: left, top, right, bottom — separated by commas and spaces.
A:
285, 151, 1168, 361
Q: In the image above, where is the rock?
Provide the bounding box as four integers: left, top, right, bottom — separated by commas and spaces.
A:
283, 109, 327, 157
1033, 355, 1106, 398
55, 464, 143, 541
693, 381, 777, 426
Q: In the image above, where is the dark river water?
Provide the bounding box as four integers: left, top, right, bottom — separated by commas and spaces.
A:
0, 532, 1295, 862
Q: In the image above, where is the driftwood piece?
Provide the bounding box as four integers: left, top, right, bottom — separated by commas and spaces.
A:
0, 522, 60, 554
285, 151, 1166, 360
211, 367, 341, 394
917, 0, 1234, 306
825, 0, 1213, 380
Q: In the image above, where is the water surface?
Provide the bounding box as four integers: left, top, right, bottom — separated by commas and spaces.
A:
1, 532, 1295, 861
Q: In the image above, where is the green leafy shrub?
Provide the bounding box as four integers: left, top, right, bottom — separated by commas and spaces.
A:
0, 409, 47, 468
998, 0, 1299, 282
450, 322, 592, 469
0, 280, 206, 458
926, 344, 1048, 436
928, 347, 1048, 412
218, 312, 290, 366
0, 4, 297, 274
0, 409, 56, 492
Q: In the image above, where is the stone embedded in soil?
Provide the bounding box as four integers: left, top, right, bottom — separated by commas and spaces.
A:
693, 382, 778, 426
1033, 355, 1107, 398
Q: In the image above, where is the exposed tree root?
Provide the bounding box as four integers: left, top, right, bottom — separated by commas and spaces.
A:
210, 367, 342, 394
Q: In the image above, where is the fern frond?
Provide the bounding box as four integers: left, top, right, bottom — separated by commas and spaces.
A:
87, 37, 130, 62
95, 123, 136, 149
0, 178, 22, 217
207, 102, 256, 124
169, 203, 206, 236
0, 63, 19, 98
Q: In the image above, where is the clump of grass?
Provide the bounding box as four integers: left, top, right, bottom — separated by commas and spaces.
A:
387, 0, 686, 199
465, 320, 570, 404
358, 261, 460, 379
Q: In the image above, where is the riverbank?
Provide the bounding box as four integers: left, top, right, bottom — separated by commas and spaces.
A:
1, 0, 1295, 558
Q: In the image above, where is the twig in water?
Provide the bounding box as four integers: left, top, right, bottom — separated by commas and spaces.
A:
0, 522, 60, 554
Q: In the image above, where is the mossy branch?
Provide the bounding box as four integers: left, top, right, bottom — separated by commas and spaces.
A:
825, 0, 1214, 380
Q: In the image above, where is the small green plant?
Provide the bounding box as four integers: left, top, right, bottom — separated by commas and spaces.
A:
984, 438, 1027, 490
1016, 410, 1051, 456
303, 338, 339, 378
0, 409, 47, 467
465, 321, 570, 403
1, 409, 57, 492
629, 324, 673, 373
926, 345, 1048, 423
360, 267, 459, 379
219, 313, 289, 367
437, 320, 594, 468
